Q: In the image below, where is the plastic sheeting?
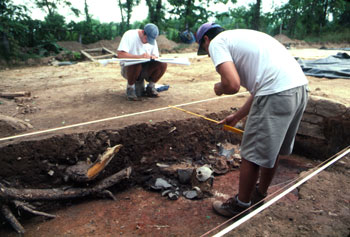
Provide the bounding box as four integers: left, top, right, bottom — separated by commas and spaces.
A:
297, 52, 350, 79
180, 30, 195, 44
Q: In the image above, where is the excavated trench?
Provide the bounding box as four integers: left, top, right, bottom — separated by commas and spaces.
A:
0, 110, 349, 233
0, 111, 241, 189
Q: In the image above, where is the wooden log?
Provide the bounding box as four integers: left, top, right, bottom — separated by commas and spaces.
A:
1, 204, 25, 234
13, 200, 56, 218
65, 144, 123, 182
0, 167, 132, 201
80, 50, 96, 62
0, 91, 31, 99
102, 47, 118, 57
0, 114, 33, 136
92, 54, 116, 59
87, 144, 123, 180
84, 48, 103, 52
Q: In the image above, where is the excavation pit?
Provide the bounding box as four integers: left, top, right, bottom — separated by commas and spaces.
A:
0, 108, 349, 236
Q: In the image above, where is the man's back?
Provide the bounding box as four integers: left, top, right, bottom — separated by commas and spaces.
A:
209, 29, 307, 96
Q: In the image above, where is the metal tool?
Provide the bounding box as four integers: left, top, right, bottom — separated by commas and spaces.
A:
168, 105, 244, 135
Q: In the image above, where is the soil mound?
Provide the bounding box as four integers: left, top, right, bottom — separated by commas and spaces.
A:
56, 41, 85, 51
274, 34, 295, 44
274, 34, 311, 48
157, 35, 178, 51
57, 35, 180, 53
85, 37, 121, 51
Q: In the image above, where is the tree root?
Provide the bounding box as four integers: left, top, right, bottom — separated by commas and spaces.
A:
13, 200, 56, 218
0, 167, 132, 201
1, 204, 26, 234
0, 166, 132, 233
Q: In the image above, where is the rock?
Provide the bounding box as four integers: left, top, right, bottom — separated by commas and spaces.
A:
0, 114, 33, 137
296, 95, 350, 159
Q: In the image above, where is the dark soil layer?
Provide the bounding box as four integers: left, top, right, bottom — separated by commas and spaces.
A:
1, 111, 349, 236
0, 111, 241, 189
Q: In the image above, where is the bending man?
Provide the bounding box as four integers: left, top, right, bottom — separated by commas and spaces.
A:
195, 22, 308, 217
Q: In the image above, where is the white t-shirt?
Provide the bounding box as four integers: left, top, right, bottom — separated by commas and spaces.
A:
117, 29, 159, 57
209, 29, 308, 96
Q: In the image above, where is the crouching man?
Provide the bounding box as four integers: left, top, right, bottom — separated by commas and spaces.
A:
117, 23, 167, 101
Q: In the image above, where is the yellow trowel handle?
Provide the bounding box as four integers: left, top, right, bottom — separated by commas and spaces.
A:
223, 124, 244, 135
168, 105, 244, 135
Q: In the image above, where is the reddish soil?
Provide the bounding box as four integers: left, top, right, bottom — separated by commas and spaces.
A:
0, 37, 349, 236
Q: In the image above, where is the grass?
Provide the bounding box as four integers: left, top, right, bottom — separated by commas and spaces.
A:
303, 29, 350, 44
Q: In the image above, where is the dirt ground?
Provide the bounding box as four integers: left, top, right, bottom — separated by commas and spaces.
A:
0, 37, 349, 236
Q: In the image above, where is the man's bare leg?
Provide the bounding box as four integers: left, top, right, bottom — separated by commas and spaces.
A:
258, 155, 280, 194
238, 158, 260, 203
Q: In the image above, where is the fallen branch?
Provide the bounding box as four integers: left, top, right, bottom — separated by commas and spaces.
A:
0, 114, 33, 132
0, 167, 132, 201
1, 204, 26, 234
13, 200, 56, 218
66, 144, 123, 182
0, 166, 132, 234
0, 91, 31, 99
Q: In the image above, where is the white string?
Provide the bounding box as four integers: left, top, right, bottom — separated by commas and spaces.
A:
0, 92, 248, 142
212, 147, 350, 237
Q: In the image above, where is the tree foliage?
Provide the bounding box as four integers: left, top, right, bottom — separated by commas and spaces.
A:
0, 0, 30, 59
271, 0, 350, 39
1, 0, 349, 61
145, 0, 165, 29
34, 0, 80, 17
118, 0, 141, 31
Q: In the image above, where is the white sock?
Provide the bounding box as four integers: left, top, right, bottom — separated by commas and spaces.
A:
236, 195, 251, 207
148, 81, 155, 87
127, 83, 135, 89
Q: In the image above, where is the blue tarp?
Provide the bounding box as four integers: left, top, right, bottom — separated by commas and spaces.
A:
297, 52, 350, 79
180, 30, 195, 44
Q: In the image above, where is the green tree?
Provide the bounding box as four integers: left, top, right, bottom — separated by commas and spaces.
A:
328, 0, 350, 28
0, 0, 29, 60
251, 0, 261, 30
215, 5, 251, 30
145, 0, 165, 28
118, 0, 141, 31
43, 13, 67, 41
32, 0, 81, 43
167, 0, 214, 31
271, 0, 349, 38
34, 0, 80, 17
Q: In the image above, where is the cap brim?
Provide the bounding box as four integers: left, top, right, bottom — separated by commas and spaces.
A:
197, 45, 208, 56
147, 37, 156, 45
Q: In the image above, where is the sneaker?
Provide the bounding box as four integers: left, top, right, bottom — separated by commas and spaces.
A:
135, 78, 145, 97
145, 84, 159, 97
126, 87, 138, 101
212, 195, 249, 218
251, 185, 267, 207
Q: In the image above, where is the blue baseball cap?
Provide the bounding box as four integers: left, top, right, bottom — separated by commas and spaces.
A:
144, 23, 159, 45
196, 22, 222, 55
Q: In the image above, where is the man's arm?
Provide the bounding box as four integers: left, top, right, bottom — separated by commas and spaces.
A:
214, 61, 241, 95
117, 50, 154, 59
220, 94, 254, 127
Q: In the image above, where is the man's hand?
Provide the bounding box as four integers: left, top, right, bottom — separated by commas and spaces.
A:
219, 113, 240, 127
141, 53, 151, 58
214, 82, 224, 96
219, 94, 254, 128
141, 53, 157, 59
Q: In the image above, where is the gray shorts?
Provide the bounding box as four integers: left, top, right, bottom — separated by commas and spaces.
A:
240, 85, 309, 168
